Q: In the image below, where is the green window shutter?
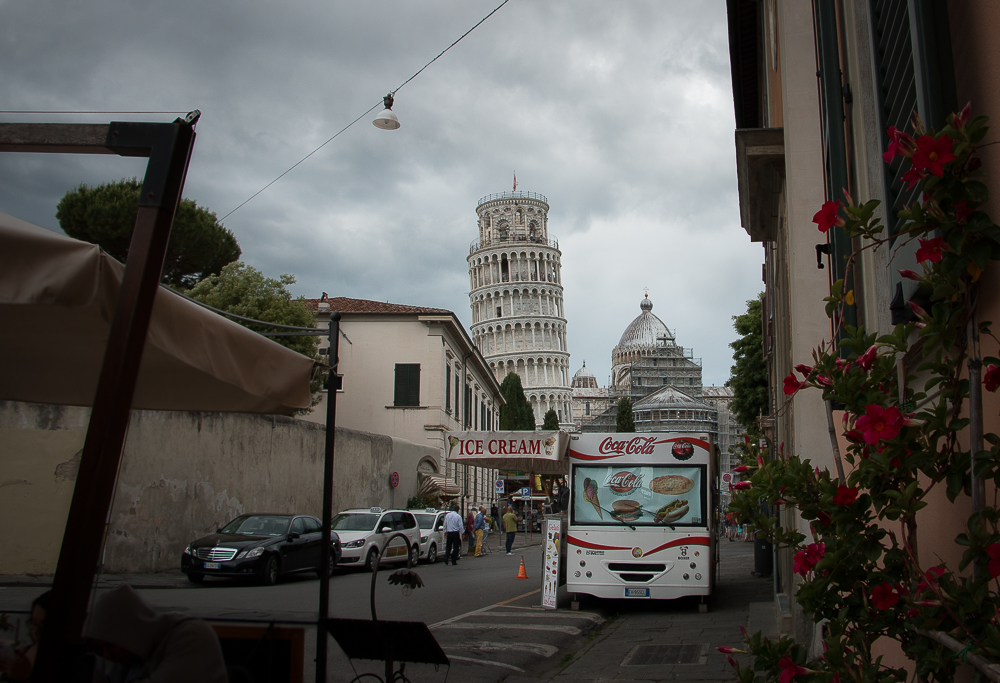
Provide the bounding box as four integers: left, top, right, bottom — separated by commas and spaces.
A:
394, 364, 420, 407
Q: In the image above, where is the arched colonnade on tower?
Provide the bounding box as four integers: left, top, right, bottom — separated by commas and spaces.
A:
472, 318, 567, 355
469, 251, 561, 290
470, 286, 563, 324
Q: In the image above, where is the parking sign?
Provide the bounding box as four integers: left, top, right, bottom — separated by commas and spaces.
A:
520, 486, 531, 500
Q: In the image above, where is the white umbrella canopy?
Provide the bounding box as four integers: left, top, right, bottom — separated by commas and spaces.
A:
0, 211, 317, 415
445, 430, 569, 475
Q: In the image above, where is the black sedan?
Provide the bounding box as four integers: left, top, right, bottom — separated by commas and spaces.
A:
181, 514, 342, 585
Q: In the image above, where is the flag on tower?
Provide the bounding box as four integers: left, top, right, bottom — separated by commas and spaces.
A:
513, 172, 517, 192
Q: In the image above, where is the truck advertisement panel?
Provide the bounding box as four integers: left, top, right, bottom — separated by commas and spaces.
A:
572, 464, 707, 528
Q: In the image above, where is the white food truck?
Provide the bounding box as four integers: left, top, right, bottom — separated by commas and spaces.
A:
566, 432, 717, 603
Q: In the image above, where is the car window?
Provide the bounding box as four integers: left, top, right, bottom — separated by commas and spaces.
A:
399, 512, 417, 530
303, 517, 322, 533
221, 515, 291, 536
435, 515, 445, 530
378, 514, 394, 532
331, 513, 379, 531
291, 517, 306, 534
412, 513, 436, 529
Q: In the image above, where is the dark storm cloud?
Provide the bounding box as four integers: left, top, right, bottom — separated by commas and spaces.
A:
1, 0, 761, 387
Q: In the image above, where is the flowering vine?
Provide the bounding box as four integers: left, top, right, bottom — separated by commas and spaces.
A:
723, 105, 1000, 681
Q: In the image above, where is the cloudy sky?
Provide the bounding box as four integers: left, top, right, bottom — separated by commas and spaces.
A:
0, 0, 762, 388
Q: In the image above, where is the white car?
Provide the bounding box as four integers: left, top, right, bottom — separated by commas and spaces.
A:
410, 509, 446, 563
331, 508, 422, 570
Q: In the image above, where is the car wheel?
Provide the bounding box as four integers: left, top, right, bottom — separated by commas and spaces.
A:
260, 555, 280, 586
427, 544, 437, 564
364, 547, 380, 571
409, 545, 419, 567
187, 573, 204, 584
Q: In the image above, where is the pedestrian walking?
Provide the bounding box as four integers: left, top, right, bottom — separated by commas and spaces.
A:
466, 508, 476, 555
502, 505, 518, 555
474, 506, 487, 557
443, 505, 463, 565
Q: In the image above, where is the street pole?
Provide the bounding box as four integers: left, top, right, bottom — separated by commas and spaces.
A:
316, 312, 341, 683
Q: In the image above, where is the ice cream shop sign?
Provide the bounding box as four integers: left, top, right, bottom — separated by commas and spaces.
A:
445, 431, 569, 474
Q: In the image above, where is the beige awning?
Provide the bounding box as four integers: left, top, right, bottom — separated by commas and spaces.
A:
418, 472, 461, 497
0, 211, 316, 415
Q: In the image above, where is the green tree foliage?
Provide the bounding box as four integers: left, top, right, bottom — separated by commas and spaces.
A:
56, 178, 241, 289
615, 397, 635, 433
187, 262, 318, 359
499, 372, 536, 430
726, 295, 767, 437
542, 408, 560, 430
406, 493, 439, 510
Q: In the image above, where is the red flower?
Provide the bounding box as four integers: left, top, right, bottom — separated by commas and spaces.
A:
815, 374, 832, 387
844, 429, 865, 444
984, 365, 1000, 393
784, 374, 803, 396
815, 510, 832, 527
898, 269, 921, 281
733, 465, 751, 473
954, 200, 971, 224
916, 237, 946, 263
857, 345, 877, 371
911, 134, 956, 177
987, 544, 1000, 579
832, 485, 858, 506
901, 167, 926, 189
907, 607, 921, 618
794, 363, 813, 376
871, 581, 899, 610
716, 646, 745, 654
793, 542, 825, 576
883, 126, 916, 163
813, 201, 844, 233
733, 481, 752, 491
778, 657, 809, 683
855, 404, 903, 444
917, 565, 946, 593
953, 103, 972, 130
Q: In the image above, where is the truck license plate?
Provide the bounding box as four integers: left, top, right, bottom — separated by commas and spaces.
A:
625, 588, 650, 598
204, 562, 221, 569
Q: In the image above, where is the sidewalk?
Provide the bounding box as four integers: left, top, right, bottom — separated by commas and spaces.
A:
508, 538, 776, 682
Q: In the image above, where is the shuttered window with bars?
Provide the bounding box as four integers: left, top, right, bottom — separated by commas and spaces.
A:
393, 363, 420, 407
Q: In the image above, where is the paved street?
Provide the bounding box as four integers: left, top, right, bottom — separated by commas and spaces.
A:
1, 536, 771, 682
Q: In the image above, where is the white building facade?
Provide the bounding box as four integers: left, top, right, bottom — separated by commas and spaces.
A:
467, 190, 572, 426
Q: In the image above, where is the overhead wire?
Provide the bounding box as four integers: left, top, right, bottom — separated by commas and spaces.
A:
219, 0, 511, 221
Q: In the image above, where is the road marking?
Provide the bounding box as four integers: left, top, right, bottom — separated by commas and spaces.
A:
485, 608, 603, 622
444, 654, 525, 672
455, 640, 559, 658
494, 588, 540, 606
428, 589, 540, 630
435, 623, 581, 635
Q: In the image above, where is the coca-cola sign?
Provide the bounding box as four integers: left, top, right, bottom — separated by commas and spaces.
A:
598, 436, 657, 455
604, 470, 644, 493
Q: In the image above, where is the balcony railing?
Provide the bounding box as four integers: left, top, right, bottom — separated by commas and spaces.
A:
470, 233, 559, 254
477, 190, 548, 206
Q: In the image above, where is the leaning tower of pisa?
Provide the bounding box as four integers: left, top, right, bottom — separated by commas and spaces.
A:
467, 190, 572, 427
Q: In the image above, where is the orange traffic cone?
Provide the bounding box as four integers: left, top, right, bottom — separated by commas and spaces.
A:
516, 556, 528, 579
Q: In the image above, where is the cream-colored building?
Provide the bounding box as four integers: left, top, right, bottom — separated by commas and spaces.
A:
302, 296, 503, 509
569, 362, 612, 431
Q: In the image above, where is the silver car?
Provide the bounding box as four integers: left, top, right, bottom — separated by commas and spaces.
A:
332, 508, 422, 570
410, 509, 446, 563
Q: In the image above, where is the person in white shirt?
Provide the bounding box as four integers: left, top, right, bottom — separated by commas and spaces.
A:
443, 505, 464, 565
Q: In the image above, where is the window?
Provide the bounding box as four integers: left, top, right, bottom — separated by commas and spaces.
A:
394, 364, 420, 407
291, 517, 306, 535
585, 402, 590, 416
445, 364, 451, 412
454, 373, 461, 421
303, 517, 321, 533
323, 372, 344, 393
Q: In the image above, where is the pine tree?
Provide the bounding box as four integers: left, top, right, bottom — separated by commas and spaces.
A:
542, 408, 560, 430
615, 397, 635, 432
499, 372, 536, 430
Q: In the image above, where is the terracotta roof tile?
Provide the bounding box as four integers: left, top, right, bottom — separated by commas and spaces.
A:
301, 296, 452, 316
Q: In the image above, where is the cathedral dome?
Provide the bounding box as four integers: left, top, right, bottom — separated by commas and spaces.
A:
616, 294, 674, 351
572, 361, 598, 389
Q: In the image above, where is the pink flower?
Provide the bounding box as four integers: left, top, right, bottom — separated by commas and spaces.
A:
987, 544, 1000, 579
911, 135, 956, 177
844, 429, 865, 444
793, 542, 825, 576
784, 374, 802, 396
778, 657, 809, 683
733, 481, 752, 491
813, 201, 845, 233
794, 363, 813, 376
832, 485, 858, 506
855, 404, 903, 444
953, 103, 972, 130
871, 581, 899, 610
984, 365, 1000, 393
733, 465, 751, 473
898, 269, 921, 281
815, 374, 832, 387
716, 646, 746, 654
916, 237, 946, 263
857, 345, 877, 371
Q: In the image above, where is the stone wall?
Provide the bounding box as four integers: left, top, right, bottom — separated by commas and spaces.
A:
0, 401, 433, 574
